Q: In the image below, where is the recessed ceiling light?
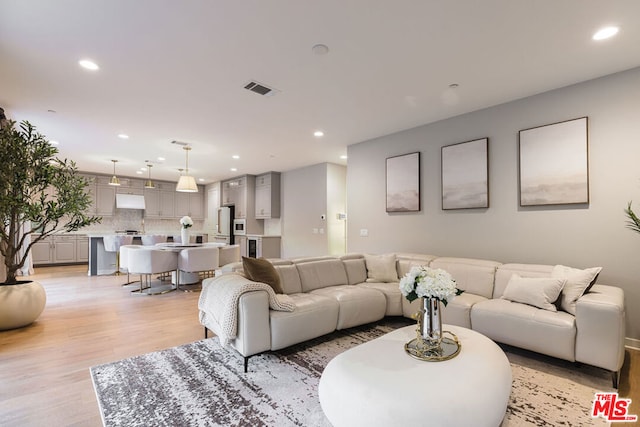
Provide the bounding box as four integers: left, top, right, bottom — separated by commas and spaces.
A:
140, 167, 147, 172
136, 170, 143, 175
340, 155, 348, 160
198, 178, 205, 182
50, 140, 59, 146
314, 130, 324, 137
78, 59, 99, 70
312, 44, 329, 55
157, 157, 165, 162
232, 155, 240, 159
118, 134, 129, 139
593, 26, 619, 41
230, 167, 238, 172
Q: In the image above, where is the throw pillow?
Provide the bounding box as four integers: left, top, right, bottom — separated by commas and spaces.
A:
552, 265, 602, 315
501, 274, 567, 312
242, 256, 284, 294
364, 254, 398, 283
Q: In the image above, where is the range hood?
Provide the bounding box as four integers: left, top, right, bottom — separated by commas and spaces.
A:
116, 194, 146, 210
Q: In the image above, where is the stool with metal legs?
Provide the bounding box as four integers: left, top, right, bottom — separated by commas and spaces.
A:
102, 235, 134, 275
128, 248, 178, 295
119, 244, 144, 286
176, 246, 219, 292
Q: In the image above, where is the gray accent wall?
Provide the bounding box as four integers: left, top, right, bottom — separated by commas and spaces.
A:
347, 67, 640, 343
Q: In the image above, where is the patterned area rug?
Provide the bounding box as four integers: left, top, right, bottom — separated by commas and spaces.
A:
91, 318, 611, 426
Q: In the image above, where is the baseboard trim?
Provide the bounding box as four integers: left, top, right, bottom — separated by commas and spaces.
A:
625, 337, 640, 350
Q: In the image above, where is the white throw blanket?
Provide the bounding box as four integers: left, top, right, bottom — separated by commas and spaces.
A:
198, 273, 295, 346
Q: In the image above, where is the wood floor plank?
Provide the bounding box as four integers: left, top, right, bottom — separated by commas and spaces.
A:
1, 264, 638, 426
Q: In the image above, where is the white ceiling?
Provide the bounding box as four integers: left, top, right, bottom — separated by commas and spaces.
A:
2, 1, 640, 184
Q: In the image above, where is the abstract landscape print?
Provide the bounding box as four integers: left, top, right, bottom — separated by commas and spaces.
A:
386, 152, 420, 212
519, 117, 589, 206
441, 138, 489, 210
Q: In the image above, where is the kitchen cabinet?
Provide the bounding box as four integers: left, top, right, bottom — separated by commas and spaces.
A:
222, 176, 248, 219
143, 182, 175, 218
175, 190, 204, 219
95, 185, 116, 216
31, 234, 88, 266
76, 236, 89, 262
236, 235, 247, 257
255, 172, 280, 219
31, 236, 54, 264
53, 235, 76, 263
116, 187, 143, 196
80, 174, 97, 215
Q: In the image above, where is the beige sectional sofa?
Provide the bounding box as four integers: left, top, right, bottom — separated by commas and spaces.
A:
198, 253, 626, 387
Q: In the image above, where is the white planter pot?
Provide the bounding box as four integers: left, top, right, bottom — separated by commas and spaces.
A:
0, 280, 47, 331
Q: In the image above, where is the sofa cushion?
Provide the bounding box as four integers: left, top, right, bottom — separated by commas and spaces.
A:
441, 293, 488, 329
395, 253, 438, 278
430, 257, 501, 299
552, 265, 602, 315
274, 264, 303, 294
295, 259, 349, 292
501, 275, 566, 312
471, 298, 576, 362
269, 293, 339, 350
493, 263, 553, 299
364, 254, 398, 283
310, 285, 386, 329
341, 256, 368, 285
242, 257, 284, 294
360, 282, 404, 316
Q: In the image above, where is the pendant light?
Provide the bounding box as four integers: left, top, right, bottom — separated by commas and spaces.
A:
144, 163, 155, 189
176, 146, 198, 192
109, 159, 121, 186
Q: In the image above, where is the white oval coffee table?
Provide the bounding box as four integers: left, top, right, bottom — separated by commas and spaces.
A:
318, 324, 512, 427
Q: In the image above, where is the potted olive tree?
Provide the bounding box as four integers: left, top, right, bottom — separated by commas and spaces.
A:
0, 117, 100, 330
625, 202, 640, 235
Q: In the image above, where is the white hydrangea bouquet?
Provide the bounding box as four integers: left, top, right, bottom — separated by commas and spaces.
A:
179, 215, 193, 229
399, 266, 462, 306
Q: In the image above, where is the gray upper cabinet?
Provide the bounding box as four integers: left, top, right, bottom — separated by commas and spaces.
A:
222, 177, 248, 219
255, 172, 280, 219
95, 184, 116, 216
175, 189, 204, 219
144, 182, 176, 218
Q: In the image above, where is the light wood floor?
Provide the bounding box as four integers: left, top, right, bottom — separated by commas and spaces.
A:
1, 265, 639, 426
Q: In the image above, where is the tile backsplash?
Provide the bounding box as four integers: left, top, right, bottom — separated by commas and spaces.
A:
79, 209, 205, 235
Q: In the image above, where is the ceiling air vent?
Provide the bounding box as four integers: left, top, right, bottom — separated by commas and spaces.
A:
244, 80, 279, 96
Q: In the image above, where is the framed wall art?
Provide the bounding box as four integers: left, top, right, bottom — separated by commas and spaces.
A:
441, 138, 489, 210
386, 152, 420, 212
519, 117, 589, 206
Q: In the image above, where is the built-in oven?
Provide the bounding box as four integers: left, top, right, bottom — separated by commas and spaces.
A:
233, 219, 246, 235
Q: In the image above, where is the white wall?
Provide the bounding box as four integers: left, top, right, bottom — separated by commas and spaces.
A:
327, 163, 347, 255
347, 67, 640, 342
282, 163, 346, 258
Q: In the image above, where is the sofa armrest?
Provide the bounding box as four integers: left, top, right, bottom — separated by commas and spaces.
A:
575, 284, 626, 372
230, 291, 272, 358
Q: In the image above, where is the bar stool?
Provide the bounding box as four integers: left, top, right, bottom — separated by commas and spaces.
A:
119, 244, 144, 286
103, 235, 134, 275
128, 248, 178, 295
176, 246, 219, 291
218, 244, 241, 269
